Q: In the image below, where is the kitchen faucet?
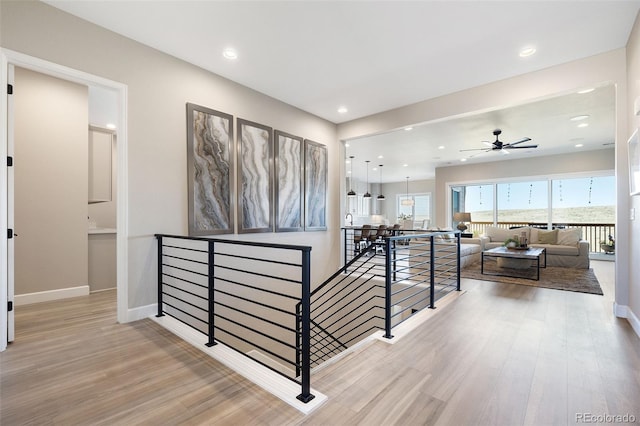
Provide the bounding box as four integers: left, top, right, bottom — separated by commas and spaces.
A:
345, 213, 353, 226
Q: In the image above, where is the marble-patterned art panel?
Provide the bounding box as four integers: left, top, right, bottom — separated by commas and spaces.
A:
304, 140, 327, 231
237, 119, 273, 233
274, 130, 303, 232
186, 103, 234, 236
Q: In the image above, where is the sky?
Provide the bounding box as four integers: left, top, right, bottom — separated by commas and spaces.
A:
462, 176, 615, 211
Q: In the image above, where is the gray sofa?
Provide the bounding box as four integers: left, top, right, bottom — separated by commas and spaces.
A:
408, 235, 483, 269
482, 226, 590, 269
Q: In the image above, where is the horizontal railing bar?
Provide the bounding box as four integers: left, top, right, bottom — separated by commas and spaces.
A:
162, 309, 208, 335
309, 245, 377, 298
309, 320, 348, 350
215, 264, 302, 285
216, 289, 298, 318
317, 295, 384, 332
156, 233, 312, 253
214, 251, 302, 268
162, 244, 208, 254
163, 293, 207, 315
393, 287, 430, 306
214, 315, 297, 353
215, 300, 298, 334
311, 279, 383, 322
391, 295, 430, 318
162, 273, 207, 289
324, 309, 383, 341
162, 282, 207, 301
162, 300, 207, 325
214, 276, 300, 301
162, 263, 208, 277
310, 264, 379, 314
213, 325, 298, 368
162, 253, 208, 265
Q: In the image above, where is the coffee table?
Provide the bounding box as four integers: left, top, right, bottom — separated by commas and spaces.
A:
481, 246, 547, 281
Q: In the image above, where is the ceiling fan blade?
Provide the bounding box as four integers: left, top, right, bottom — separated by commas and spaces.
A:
482, 141, 493, 147
460, 147, 492, 152
505, 144, 538, 149
505, 137, 532, 147
500, 148, 510, 155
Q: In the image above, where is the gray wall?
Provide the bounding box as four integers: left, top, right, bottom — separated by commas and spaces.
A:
14, 67, 88, 295
1, 1, 339, 310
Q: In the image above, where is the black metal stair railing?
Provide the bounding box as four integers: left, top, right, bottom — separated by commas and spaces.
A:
155, 234, 315, 403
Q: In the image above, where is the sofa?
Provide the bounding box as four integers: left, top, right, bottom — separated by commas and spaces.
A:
408, 233, 483, 269
482, 226, 590, 269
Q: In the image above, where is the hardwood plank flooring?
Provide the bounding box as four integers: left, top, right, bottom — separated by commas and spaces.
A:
1, 260, 639, 425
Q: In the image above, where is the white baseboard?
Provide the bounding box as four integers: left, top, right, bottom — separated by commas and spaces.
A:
125, 303, 156, 322
14, 285, 90, 306
613, 302, 640, 339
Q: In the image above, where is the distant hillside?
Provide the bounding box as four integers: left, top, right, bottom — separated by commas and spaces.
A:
470, 206, 615, 223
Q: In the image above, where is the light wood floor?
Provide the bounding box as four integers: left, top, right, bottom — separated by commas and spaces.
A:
1, 261, 639, 425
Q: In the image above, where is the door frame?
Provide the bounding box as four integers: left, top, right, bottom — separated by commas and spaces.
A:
1, 49, 129, 351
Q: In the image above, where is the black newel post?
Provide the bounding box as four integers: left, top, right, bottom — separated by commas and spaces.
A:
206, 240, 217, 347
456, 233, 461, 291
384, 237, 394, 339
156, 235, 164, 318
297, 248, 315, 403
429, 235, 436, 309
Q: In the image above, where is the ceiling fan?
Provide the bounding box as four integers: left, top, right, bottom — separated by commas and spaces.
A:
460, 129, 537, 155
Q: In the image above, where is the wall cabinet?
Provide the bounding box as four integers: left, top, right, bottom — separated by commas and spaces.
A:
88, 125, 114, 203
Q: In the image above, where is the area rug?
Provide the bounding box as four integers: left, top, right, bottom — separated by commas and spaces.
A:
461, 260, 603, 295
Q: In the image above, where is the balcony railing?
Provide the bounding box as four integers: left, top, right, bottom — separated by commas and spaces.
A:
465, 222, 615, 254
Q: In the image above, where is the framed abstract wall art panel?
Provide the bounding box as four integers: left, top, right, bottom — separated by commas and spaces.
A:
274, 130, 303, 232
186, 103, 234, 236
237, 119, 273, 233
304, 139, 327, 231
629, 129, 640, 196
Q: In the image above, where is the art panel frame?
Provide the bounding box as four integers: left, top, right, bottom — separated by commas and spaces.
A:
629, 128, 640, 196
186, 103, 234, 236
304, 139, 327, 231
237, 118, 274, 233
274, 130, 304, 232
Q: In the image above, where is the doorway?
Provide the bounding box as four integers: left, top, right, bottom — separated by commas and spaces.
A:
1, 50, 128, 351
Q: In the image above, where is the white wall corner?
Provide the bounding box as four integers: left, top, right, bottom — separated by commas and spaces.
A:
125, 303, 157, 322
614, 302, 640, 339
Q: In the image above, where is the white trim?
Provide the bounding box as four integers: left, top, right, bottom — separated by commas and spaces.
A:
613, 302, 640, 339
151, 315, 328, 415
0, 49, 129, 344
126, 304, 156, 323
14, 286, 90, 306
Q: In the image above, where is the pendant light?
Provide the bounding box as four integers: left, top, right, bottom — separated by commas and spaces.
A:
347, 155, 356, 198
376, 164, 385, 201
363, 160, 371, 198
401, 176, 414, 206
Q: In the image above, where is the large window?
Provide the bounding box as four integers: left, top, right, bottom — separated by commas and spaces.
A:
397, 193, 431, 222
451, 174, 615, 227
497, 180, 548, 224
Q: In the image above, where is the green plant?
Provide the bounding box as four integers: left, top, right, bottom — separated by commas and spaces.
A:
503, 237, 520, 247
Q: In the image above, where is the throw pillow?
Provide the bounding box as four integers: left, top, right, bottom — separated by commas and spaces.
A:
529, 227, 539, 244
485, 226, 516, 242
557, 228, 581, 246
537, 229, 558, 244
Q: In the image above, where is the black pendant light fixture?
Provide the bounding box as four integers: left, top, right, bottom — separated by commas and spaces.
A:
347, 155, 356, 198
376, 164, 385, 201
363, 160, 371, 198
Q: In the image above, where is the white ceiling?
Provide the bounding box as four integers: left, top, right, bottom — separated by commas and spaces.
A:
45, 0, 638, 181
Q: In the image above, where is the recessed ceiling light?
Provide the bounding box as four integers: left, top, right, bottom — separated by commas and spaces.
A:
570, 115, 590, 121
460, 158, 467, 162
519, 46, 536, 58
404, 127, 413, 131
377, 155, 384, 159
222, 48, 238, 60
403, 163, 409, 167
578, 88, 595, 94
345, 143, 350, 147
346, 159, 351, 164
575, 143, 584, 148
106, 123, 116, 129
577, 122, 589, 128
438, 145, 445, 150
338, 106, 348, 114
